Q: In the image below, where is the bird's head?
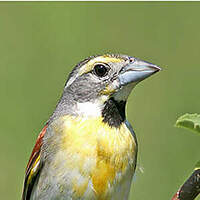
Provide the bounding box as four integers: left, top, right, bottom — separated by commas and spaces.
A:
54, 54, 161, 127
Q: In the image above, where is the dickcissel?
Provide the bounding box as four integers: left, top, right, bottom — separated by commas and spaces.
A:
22, 54, 160, 200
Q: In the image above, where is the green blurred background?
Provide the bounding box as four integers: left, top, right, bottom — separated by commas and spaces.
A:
0, 2, 200, 200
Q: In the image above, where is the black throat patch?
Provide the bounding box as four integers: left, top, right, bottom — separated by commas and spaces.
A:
102, 97, 126, 128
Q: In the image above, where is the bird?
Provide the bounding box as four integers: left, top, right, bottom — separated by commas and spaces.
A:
22, 54, 160, 200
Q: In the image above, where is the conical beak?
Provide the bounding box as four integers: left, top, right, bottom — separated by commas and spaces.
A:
119, 59, 161, 86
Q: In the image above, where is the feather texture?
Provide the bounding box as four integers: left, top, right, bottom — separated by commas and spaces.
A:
22, 124, 48, 200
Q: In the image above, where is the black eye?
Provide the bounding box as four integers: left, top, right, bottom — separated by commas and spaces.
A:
94, 64, 108, 77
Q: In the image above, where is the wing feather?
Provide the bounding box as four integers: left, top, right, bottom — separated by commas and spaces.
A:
22, 124, 48, 200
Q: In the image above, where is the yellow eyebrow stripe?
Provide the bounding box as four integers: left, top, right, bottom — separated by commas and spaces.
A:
79, 56, 123, 76
87, 56, 123, 66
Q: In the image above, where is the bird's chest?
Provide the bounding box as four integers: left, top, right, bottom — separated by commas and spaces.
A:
44, 116, 137, 199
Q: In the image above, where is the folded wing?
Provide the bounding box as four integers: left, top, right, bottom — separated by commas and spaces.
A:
22, 124, 48, 200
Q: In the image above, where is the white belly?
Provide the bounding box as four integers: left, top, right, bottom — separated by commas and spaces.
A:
30, 165, 134, 200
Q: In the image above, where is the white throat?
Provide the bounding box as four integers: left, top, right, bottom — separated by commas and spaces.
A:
75, 96, 108, 117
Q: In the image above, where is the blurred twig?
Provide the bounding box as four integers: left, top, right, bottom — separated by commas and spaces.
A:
172, 114, 200, 200
172, 168, 200, 200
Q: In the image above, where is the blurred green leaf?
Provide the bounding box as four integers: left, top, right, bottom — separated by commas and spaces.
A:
195, 160, 200, 170
175, 114, 200, 134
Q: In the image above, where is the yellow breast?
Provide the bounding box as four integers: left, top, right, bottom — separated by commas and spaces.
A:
51, 116, 137, 199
